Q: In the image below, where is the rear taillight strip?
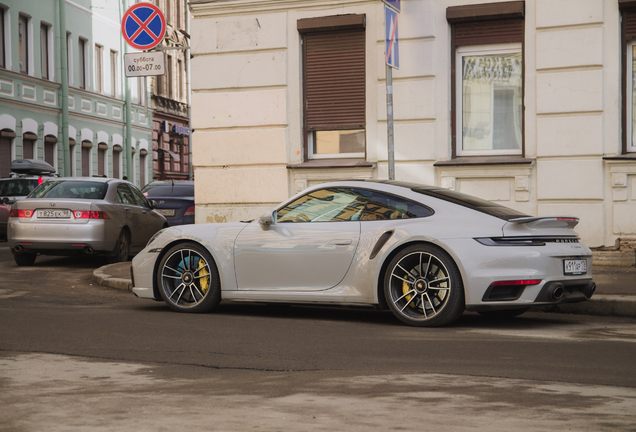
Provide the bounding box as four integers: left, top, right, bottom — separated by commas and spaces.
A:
10, 209, 33, 218
74, 211, 110, 219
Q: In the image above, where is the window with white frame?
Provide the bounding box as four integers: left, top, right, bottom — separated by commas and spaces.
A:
40, 23, 51, 80
456, 43, 522, 156
66, 32, 73, 86
627, 41, 636, 153
78, 37, 87, 89
0, 8, 6, 69
18, 15, 29, 74
110, 50, 117, 98
299, 15, 366, 160
94, 44, 103, 93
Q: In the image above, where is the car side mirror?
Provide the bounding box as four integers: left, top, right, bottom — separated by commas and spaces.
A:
258, 211, 277, 229
1, 197, 8, 204
150, 200, 158, 209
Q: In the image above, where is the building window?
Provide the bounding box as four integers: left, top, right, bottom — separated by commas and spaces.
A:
167, 54, 173, 99
69, 141, 76, 176
622, 3, 636, 153
166, 0, 171, 24
97, 144, 107, 176
447, 1, 525, 158
157, 73, 164, 97
298, 15, 366, 160
95, 44, 103, 93
456, 44, 522, 155
176, 59, 182, 101
19, 15, 29, 74
44, 136, 56, 167
66, 32, 73, 86
110, 50, 117, 98
0, 8, 6, 69
40, 24, 50, 80
113, 145, 122, 179
138, 76, 145, 105
176, 0, 181, 28
81, 142, 91, 176
78, 38, 87, 89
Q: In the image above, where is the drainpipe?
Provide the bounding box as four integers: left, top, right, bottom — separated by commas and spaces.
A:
59, 0, 70, 176
123, 0, 133, 181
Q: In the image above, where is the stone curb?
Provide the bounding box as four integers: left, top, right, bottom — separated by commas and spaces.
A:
93, 263, 636, 318
92, 264, 132, 292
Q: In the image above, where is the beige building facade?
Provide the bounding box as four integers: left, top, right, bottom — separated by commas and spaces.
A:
189, 0, 636, 247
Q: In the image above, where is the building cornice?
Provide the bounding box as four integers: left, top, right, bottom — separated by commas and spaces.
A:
190, 0, 376, 17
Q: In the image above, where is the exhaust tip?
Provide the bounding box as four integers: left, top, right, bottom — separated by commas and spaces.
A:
583, 282, 596, 299
551, 284, 564, 301
84, 246, 94, 255
14, 245, 23, 253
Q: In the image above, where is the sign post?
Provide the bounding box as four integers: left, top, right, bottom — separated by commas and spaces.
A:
385, 4, 400, 180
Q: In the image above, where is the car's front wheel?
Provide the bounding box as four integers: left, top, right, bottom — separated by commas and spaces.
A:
384, 244, 464, 327
156, 242, 221, 313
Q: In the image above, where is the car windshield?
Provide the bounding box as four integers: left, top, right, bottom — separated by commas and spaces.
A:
29, 181, 108, 200
0, 179, 39, 197
412, 187, 529, 221
144, 184, 194, 197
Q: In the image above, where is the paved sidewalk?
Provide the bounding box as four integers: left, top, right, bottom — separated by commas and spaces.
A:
94, 262, 636, 318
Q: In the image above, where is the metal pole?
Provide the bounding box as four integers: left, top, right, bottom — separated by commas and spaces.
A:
59, 0, 70, 176
386, 64, 395, 181
123, 1, 133, 181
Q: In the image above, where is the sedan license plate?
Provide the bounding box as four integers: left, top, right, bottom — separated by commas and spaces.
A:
37, 209, 71, 219
159, 209, 175, 217
564, 259, 587, 275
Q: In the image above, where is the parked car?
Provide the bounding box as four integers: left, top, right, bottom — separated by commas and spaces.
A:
131, 180, 596, 327
0, 159, 58, 205
7, 178, 168, 266
141, 180, 194, 226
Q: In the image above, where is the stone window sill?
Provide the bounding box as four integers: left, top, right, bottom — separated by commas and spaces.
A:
287, 159, 375, 169
434, 156, 534, 167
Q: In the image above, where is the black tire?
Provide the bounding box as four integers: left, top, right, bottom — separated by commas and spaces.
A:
478, 308, 530, 319
156, 242, 221, 313
14, 253, 37, 266
108, 230, 130, 264
384, 244, 464, 327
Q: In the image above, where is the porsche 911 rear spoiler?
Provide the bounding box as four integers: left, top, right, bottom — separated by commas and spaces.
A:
508, 216, 580, 229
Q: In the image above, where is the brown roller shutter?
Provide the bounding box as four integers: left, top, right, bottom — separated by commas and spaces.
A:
454, 19, 523, 46
304, 29, 365, 131
0, 137, 10, 178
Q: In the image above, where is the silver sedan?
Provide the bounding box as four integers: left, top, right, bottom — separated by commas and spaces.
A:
8, 178, 168, 266
131, 180, 596, 327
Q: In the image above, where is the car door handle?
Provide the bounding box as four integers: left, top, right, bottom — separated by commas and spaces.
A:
124, 207, 130, 212
329, 239, 353, 246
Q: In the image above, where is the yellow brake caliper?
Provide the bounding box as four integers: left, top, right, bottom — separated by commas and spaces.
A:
197, 259, 210, 294
403, 277, 416, 308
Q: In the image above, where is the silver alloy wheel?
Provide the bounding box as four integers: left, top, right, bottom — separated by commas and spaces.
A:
160, 247, 212, 309
387, 251, 452, 322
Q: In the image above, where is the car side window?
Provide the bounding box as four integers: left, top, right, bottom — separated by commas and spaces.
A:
128, 184, 151, 208
116, 184, 135, 205
277, 188, 372, 223
360, 192, 433, 221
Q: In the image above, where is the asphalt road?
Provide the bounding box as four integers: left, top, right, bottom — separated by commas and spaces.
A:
0, 250, 635, 431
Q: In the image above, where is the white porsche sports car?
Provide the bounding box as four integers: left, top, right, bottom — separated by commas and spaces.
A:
131, 180, 595, 327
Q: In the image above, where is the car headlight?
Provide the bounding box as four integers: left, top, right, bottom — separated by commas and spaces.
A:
147, 228, 166, 247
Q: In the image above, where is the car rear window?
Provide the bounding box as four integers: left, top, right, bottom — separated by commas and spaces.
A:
412, 187, 529, 221
29, 181, 108, 200
0, 179, 39, 197
145, 184, 194, 197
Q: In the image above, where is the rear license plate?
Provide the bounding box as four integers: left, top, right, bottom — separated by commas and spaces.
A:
564, 259, 587, 275
36, 209, 71, 219
159, 209, 175, 217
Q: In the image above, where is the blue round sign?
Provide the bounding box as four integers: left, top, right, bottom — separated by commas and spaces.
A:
121, 3, 166, 50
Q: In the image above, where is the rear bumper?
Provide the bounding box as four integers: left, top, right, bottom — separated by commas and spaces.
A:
8, 219, 116, 254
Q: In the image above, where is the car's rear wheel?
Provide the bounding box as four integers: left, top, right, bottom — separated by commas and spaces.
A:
157, 242, 221, 313
384, 244, 464, 327
109, 230, 130, 264
478, 308, 530, 319
14, 253, 37, 266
